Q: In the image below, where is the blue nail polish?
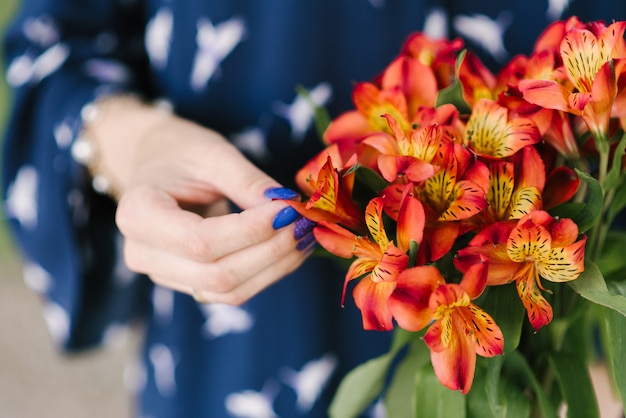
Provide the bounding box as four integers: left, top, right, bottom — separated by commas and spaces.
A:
294, 217, 316, 240
264, 187, 300, 201
272, 206, 300, 229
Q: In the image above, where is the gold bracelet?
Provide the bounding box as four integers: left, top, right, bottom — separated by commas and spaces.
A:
71, 95, 173, 201
71, 98, 120, 198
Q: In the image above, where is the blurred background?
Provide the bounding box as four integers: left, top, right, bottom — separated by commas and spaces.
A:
0, 1, 137, 417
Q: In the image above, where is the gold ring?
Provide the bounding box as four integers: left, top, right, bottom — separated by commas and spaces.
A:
191, 288, 211, 304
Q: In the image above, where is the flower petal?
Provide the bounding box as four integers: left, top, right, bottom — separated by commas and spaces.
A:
378, 155, 437, 183
313, 221, 360, 259
519, 79, 575, 113
389, 266, 444, 331
352, 277, 397, 330
397, 191, 425, 253
537, 237, 586, 283
371, 243, 408, 283
459, 259, 488, 300
516, 270, 554, 331
507, 187, 543, 220
507, 219, 552, 263
425, 315, 476, 394
561, 29, 601, 92
366, 198, 390, 249
464, 99, 540, 158
465, 305, 504, 357
439, 180, 488, 221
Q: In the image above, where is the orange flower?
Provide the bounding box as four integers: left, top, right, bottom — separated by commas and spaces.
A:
520, 20, 626, 138
313, 194, 425, 330
464, 99, 540, 159
456, 210, 586, 331
481, 146, 545, 223
423, 262, 504, 394
289, 146, 365, 233
381, 141, 489, 263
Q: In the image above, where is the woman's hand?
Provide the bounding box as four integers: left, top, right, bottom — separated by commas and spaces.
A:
85, 95, 311, 305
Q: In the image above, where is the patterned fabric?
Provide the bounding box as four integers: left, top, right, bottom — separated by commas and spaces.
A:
2, 1, 625, 417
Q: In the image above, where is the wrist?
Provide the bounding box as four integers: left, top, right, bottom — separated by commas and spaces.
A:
72, 94, 174, 199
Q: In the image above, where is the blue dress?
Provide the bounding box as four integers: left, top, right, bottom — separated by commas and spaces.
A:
3, 1, 625, 417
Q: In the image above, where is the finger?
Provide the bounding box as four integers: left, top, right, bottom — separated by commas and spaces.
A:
154, 248, 307, 305
123, 222, 307, 293
117, 185, 294, 262
127, 228, 310, 304
196, 138, 283, 209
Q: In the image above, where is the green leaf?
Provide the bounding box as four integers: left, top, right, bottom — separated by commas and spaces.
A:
295, 84, 331, 140
328, 328, 417, 418
352, 165, 390, 203
414, 363, 466, 418
598, 282, 626, 407
594, 231, 626, 279
568, 261, 626, 317
467, 361, 531, 418
549, 353, 600, 418
328, 352, 395, 418
479, 285, 525, 354
384, 340, 430, 418
503, 351, 558, 418
607, 177, 626, 224
435, 50, 471, 114
604, 133, 626, 190
572, 169, 604, 233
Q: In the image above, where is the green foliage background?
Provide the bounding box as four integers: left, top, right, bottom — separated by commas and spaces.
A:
0, 0, 20, 257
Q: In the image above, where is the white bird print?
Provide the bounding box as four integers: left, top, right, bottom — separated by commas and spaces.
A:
199, 303, 254, 339
225, 380, 280, 418
231, 126, 270, 162
152, 286, 175, 325
546, 0, 571, 20
273, 82, 333, 143
423, 7, 449, 40
84, 58, 131, 84
22, 15, 59, 46
145, 7, 173, 69
53, 119, 73, 149
22, 261, 53, 293
148, 343, 178, 397
280, 353, 338, 412
190, 17, 246, 92
43, 301, 70, 347
453, 12, 512, 62
6, 42, 70, 87
5, 165, 38, 229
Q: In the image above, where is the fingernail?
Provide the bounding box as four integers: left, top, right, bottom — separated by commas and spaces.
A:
272, 206, 300, 229
296, 233, 317, 251
294, 217, 316, 240
264, 187, 300, 201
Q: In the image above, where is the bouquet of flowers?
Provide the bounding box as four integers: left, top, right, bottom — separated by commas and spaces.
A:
285, 17, 626, 417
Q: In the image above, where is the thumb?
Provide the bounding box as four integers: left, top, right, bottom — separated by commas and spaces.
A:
202, 140, 291, 209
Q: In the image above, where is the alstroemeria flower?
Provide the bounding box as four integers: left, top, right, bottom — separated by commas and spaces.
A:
323, 82, 410, 160
364, 113, 443, 183
423, 262, 504, 394
289, 148, 365, 233
520, 20, 626, 138
481, 146, 545, 223
464, 98, 540, 159
401, 32, 464, 89
313, 194, 425, 330
456, 210, 586, 331
382, 141, 489, 263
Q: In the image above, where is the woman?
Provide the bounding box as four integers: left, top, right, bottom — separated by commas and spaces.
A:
3, 0, 624, 416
